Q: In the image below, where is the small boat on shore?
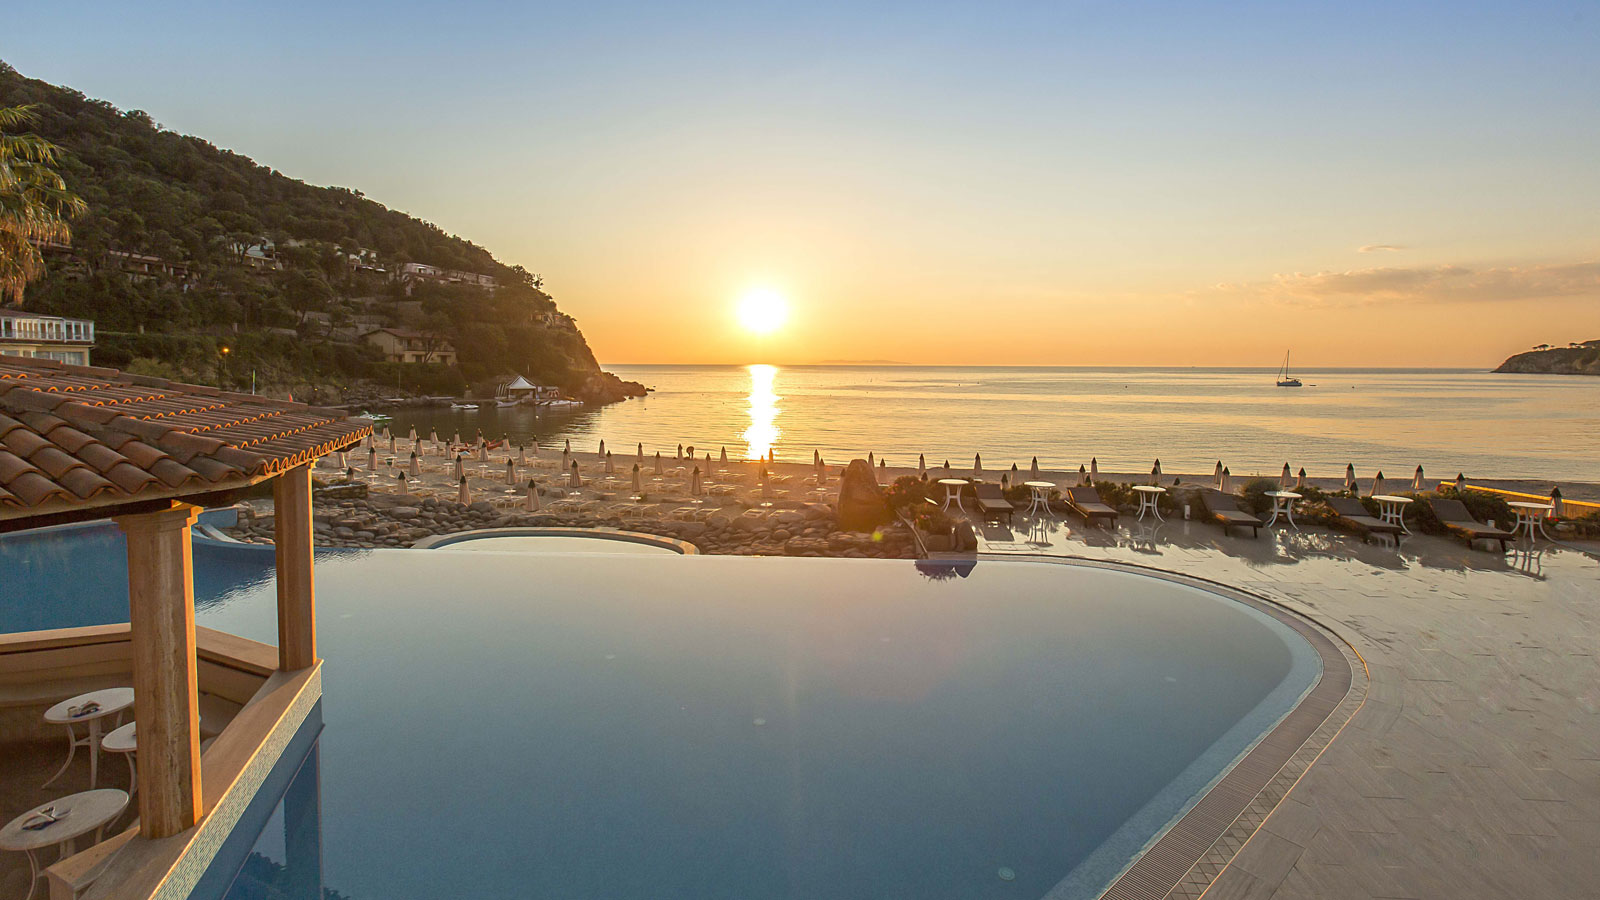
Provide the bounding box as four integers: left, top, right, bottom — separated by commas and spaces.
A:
450, 402, 480, 410
1276, 352, 1302, 388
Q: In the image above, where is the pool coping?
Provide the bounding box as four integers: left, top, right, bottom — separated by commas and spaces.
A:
975, 553, 1367, 900
409, 526, 699, 554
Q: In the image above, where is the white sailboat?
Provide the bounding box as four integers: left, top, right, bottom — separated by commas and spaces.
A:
1276, 351, 1302, 387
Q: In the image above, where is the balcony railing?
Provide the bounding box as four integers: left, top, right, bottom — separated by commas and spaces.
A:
0, 316, 95, 344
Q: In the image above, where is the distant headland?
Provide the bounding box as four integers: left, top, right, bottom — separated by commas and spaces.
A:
1494, 341, 1600, 376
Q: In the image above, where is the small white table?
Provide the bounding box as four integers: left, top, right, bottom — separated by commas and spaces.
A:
101, 722, 138, 798
43, 688, 134, 791
0, 789, 128, 900
1506, 501, 1555, 542
938, 478, 969, 513
1132, 485, 1167, 521
1370, 495, 1414, 535
1264, 490, 1303, 529
1023, 481, 1055, 517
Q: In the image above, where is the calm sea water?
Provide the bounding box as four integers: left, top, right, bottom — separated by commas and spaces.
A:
383, 366, 1600, 483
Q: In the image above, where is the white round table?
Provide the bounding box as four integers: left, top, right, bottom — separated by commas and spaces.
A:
1264, 490, 1303, 529
1023, 481, 1055, 517
101, 722, 138, 798
42, 688, 134, 791
1370, 495, 1414, 535
1506, 501, 1554, 542
938, 478, 969, 513
1132, 485, 1167, 521
0, 789, 128, 900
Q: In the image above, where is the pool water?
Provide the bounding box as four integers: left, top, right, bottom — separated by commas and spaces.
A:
2, 527, 1319, 899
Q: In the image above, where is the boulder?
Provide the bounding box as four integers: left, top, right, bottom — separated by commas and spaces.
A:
836, 459, 892, 532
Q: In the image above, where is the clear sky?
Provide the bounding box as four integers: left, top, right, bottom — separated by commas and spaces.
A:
7, 2, 1598, 366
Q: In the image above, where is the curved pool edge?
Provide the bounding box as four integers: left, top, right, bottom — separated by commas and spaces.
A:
972, 553, 1367, 900
410, 526, 700, 555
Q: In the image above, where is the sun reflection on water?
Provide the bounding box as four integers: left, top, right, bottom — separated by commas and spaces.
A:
743, 364, 781, 459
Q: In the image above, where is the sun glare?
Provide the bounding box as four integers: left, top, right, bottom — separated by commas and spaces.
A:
736, 289, 788, 335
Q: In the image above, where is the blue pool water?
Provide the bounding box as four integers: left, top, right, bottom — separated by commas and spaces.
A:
2, 527, 1319, 899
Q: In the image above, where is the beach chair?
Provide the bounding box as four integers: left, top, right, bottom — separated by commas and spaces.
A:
1326, 496, 1405, 545
1065, 486, 1119, 527
1202, 490, 1263, 538
1427, 498, 1514, 551
972, 483, 1015, 523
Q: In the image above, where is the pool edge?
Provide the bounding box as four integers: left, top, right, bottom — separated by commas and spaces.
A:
975, 554, 1367, 900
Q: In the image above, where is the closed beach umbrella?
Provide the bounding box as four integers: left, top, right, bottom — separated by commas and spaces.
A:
761, 466, 772, 498
605, 452, 615, 474
1213, 461, 1223, 483
409, 453, 421, 479
1079, 464, 1089, 485
632, 464, 643, 494
457, 477, 470, 505
381, 426, 390, 441
531, 438, 538, 454
336, 451, 348, 469
1031, 457, 1041, 481
654, 452, 663, 475
816, 457, 827, 484
868, 452, 875, 468
1281, 463, 1291, 487
564, 439, 571, 455
526, 481, 541, 512
506, 459, 517, 486
636, 442, 644, 462
814, 450, 821, 466
1153, 459, 1162, 483
1090, 457, 1099, 481
408, 426, 417, 441
1220, 467, 1231, 493
1456, 472, 1467, 489
1412, 466, 1424, 492
518, 445, 526, 466
599, 439, 606, 457
1001, 473, 1010, 491
478, 443, 488, 463
918, 454, 926, 478
677, 443, 684, 459
1010, 463, 1020, 483
1346, 465, 1358, 493
429, 429, 438, 444
943, 460, 951, 472
720, 447, 729, 464
414, 439, 423, 457
368, 447, 377, 470
453, 431, 462, 446
974, 454, 983, 477
569, 461, 582, 488
1371, 471, 1385, 497
454, 455, 465, 481
1296, 468, 1307, 490
396, 472, 409, 495
1551, 487, 1564, 518
691, 467, 702, 496
561, 446, 570, 469
388, 434, 397, 453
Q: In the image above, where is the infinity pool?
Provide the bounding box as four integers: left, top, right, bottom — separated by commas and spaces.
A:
2, 527, 1319, 899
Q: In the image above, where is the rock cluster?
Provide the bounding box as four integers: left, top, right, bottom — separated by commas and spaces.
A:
223, 497, 919, 559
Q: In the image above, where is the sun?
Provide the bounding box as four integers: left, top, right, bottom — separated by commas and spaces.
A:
736, 288, 788, 335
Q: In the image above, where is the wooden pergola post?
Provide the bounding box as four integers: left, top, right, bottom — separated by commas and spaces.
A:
115, 503, 203, 838
274, 464, 317, 670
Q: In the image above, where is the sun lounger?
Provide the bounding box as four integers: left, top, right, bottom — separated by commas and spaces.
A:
1203, 490, 1262, 537
972, 483, 1015, 523
1065, 486, 1118, 526
1428, 498, 1513, 551
1326, 496, 1405, 545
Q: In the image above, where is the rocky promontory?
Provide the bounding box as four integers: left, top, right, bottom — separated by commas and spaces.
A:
1494, 341, 1600, 375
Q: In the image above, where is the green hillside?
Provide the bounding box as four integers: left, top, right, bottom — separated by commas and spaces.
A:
0, 60, 640, 404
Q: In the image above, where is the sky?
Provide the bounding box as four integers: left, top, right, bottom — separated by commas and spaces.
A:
6, 1, 1599, 367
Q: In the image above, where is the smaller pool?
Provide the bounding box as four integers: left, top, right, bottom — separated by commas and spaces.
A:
414, 527, 694, 555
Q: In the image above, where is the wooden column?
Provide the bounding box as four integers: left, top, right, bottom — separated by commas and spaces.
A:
273, 464, 318, 670
115, 503, 203, 838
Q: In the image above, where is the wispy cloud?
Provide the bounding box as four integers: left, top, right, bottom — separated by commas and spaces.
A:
1357, 244, 1405, 253
1210, 260, 1600, 306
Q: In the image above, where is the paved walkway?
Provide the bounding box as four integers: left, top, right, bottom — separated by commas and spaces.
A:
974, 511, 1599, 899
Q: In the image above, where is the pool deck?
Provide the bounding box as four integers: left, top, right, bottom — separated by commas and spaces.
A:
971, 513, 1600, 899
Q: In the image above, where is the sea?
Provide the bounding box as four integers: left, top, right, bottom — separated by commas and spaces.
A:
380, 366, 1600, 484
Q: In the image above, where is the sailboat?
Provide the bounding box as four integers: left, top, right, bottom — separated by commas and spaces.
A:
1276, 351, 1302, 387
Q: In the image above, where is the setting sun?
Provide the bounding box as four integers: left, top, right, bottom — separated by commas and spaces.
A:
736, 288, 788, 335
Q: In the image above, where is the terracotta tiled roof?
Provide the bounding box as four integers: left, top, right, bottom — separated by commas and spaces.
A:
0, 357, 371, 520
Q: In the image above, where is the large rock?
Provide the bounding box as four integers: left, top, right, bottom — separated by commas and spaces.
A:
836, 460, 893, 532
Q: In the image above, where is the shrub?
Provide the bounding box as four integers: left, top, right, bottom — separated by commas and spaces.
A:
1240, 478, 1280, 516
885, 475, 935, 512
911, 505, 955, 535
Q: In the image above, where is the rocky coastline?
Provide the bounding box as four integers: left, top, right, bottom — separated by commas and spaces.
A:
1494, 342, 1600, 376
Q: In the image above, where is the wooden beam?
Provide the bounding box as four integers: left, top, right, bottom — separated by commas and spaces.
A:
115, 502, 203, 838
273, 465, 317, 670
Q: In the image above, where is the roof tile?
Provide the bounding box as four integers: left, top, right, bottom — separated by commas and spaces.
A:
0, 357, 369, 521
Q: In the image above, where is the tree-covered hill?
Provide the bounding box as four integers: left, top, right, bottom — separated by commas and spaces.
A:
0, 60, 641, 404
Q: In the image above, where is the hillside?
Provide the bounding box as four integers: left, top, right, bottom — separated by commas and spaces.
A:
1494, 341, 1600, 376
0, 60, 642, 404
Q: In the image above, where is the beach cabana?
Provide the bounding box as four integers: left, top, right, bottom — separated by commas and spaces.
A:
0, 356, 368, 895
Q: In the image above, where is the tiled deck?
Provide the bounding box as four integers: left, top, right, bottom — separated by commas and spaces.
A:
973, 511, 1600, 899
